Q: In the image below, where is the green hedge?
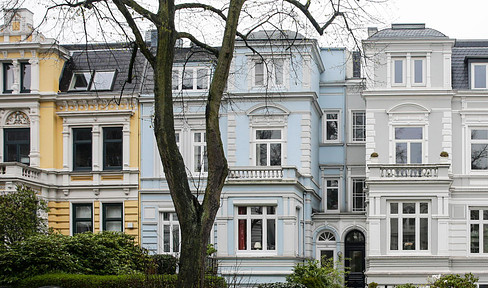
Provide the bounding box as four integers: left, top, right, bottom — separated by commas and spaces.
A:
19, 273, 227, 288
258, 283, 306, 288
150, 254, 178, 275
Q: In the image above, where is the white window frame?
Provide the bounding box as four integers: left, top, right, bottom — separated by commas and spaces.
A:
316, 231, 337, 266
352, 178, 366, 212
253, 128, 283, 166
411, 57, 426, 86
387, 201, 430, 253
392, 58, 406, 86
323, 110, 340, 143
235, 205, 277, 256
192, 131, 207, 175
469, 208, 488, 254
471, 63, 488, 89
324, 178, 340, 213
101, 202, 124, 232
351, 110, 366, 143
160, 211, 181, 255
172, 67, 211, 91
251, 57, 287, 88
393, 126, 424, 164
469, 128, 488, 172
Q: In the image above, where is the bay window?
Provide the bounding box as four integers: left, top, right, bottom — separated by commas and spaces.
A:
389, 202, 429, 251
237, 206, 276, 252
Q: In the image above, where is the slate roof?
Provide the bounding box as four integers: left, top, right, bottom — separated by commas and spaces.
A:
452, 40, 488, 90
59, 43, 147, 94
244, 30, 307, 41
368, 24, 447, 40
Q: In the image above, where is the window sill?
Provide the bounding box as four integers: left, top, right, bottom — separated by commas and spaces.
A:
235, 251, 278, 257
320, 142, 343, 147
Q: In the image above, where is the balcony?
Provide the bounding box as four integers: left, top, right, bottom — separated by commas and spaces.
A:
227, 166, 301, 183
0, 162, 54, 190
368, 163, 450, 181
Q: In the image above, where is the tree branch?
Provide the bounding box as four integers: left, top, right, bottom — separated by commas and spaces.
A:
284, 0, 343, 35
112, 0, 156, 67
118, 0, 160, 25
176, 32, 220, 57
175, 3, 227, 20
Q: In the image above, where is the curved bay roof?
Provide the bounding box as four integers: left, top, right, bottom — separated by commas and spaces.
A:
368, 24, 447, 40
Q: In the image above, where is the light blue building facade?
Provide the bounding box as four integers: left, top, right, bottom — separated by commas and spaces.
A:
139, 31, 365, 286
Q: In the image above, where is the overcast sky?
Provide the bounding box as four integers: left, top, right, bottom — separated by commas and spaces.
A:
387, 0, 488, 39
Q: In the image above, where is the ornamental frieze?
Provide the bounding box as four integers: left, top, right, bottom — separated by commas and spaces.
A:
56, 98, 138, 112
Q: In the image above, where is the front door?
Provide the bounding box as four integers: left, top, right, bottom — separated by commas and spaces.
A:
345, 230, 365, 288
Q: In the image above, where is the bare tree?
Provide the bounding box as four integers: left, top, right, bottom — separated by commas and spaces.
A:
31, 0, 385, 287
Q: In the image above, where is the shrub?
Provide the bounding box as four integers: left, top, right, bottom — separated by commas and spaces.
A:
396, 284, 416, 288
18, 273, 227, 288
258, 283, 306, 288
0, 232, 152, 285
151, 254, 178, 275
440, 151, 449, 157
429, 273, 478, 288
286, 259, 344, 288
368, 282, 379, 288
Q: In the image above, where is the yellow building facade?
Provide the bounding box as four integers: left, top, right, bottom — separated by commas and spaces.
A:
0, 9, 140, 241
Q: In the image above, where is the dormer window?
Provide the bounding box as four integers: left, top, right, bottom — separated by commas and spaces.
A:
471, 63, 488, 89
69, 70, 116, 91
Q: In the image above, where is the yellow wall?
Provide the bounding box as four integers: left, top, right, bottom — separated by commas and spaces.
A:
39, 53, 65, 92
130, 109, 140, 168
48, 201, 70, 235
125, 200, 139, 241
39, 101, 62, 169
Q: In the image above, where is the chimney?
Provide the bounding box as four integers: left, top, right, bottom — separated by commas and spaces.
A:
367, 27, 378, 37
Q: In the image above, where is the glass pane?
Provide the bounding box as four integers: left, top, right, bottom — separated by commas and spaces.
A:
471, 224, 480, 253
21, 63, 31, 91
394, 60, 403, 83
396, 143, 407, 164
475, 65, 487, 88
269, 143, 281, 166
105, 128, 122, 140
251, 207, 262, 215
403, 218, 416, 250
257, 144, 267, 166
256, 130, 281, 140
19, 144, 30, 164
255, 62, 264, 85
484, 224, 488, 253
238, 219, 247, 250
484, 210, 488, 220
414, 59, 423, 83
251, 219, 262, 250
395, 127, 422, 140
105, 221, 122, 232
71, 72, 91, 90
327, 188, 338, 210
238, 207, 247, 215
403, 203, 415, 214
76, 205, 92, 218
173, 224, 180, 252
274, 59, 283, 85
349, 250, 363, 272
92, 71, 115, 90
5, 144, 17, 162
197, 69, 208, 89
106, 205, 122, 218
320, 250, 334, 267
267, 219, 275, 250
4, 64, 13, 91
420, 203, 428, 214
410, 143, 422, 164
471, 130, 488, 140
105, 142, 122, 168
194, 146, 202, 172
390, 203, 398, 214
266, 206, 276, 215
74, 129, 92, 141
5, 129, 29, 141
471, 210, 480, 220
326, 113, 338, 120
163, 225, 170, 252
76, 221, 92, 233
172, 70, 179, 90
420, 218, 428, 250
327, 179, 338, 187
326, 119, 338, 140
75, 143, 92, 169
390, 218, 398, 250
471, 144, 488, 170
194, 132, 202, 142
182, 69, 193, 89
172, 213, 178, 221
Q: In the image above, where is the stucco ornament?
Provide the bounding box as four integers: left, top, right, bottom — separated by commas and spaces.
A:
5, 111, 30, 125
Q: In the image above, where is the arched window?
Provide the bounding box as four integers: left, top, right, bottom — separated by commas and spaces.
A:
318, 231, 336, 242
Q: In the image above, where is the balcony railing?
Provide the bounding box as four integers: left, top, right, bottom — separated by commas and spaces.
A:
369, 164, 450, 180
227, 166, 301, 182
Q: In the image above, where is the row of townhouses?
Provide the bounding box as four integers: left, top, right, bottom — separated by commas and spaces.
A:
3, 8, 488, 288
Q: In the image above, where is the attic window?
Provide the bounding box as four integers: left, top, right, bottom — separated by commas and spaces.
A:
68, 70, 116, 91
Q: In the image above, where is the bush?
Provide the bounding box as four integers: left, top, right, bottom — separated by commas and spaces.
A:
396, 284, 416, 288
429, 273, 478, 288
258, 283, 306, 288
18, 273, 227, 288
286, 259, 344, 288
0, 232, 152, 285
368, 283, 379, 288
151, 254, 178, 275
